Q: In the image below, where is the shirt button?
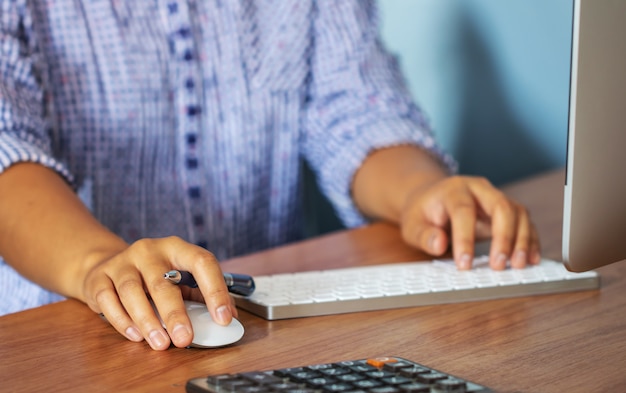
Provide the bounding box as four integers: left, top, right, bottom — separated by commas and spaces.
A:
186, 133, 197, 145
193, 215, 204, 226
188, 186, 201, 199
186, 157, 198, 169
187, 105, 201, 116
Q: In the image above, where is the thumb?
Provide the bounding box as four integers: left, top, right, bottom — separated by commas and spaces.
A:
400, 191, 451, 256
402, 221, 449, 256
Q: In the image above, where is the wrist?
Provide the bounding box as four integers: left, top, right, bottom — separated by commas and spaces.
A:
353, 145, 448, 223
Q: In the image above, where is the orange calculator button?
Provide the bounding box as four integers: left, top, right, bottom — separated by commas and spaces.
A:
366, 357, 398, 368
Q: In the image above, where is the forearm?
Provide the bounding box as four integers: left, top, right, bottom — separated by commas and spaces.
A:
0, 163, 128, 301
352, 145, 449, 223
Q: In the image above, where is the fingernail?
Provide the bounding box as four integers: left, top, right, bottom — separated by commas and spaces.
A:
495, 253, 508, 270
215, 305, 231, 325
428, 232, 438, 252
171, 324, 192, 343
458, 253, 472, 270
148, 329, 169, 349
125, 326, 143, 342
514, 250, 527, 268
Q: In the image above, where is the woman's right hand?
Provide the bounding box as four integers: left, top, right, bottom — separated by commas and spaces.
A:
82, 236, 237, 350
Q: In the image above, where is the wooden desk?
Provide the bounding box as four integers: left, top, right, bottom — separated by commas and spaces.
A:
2, 169, 625, 393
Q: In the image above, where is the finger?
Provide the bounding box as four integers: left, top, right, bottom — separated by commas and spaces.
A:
83, 249, 168, 349
464, 179, 518, 270
187, 289, 239, 318
529, 226, 542, 265
520, 210, 542, 265
509, 205, 532, 269
112, 261, 173, 350
148, 289, 194, 349
486, 198, 517, 270
410, 225, 450, 256
93, 280, 144, 344
400, 194, 450, 256
162, 237, 235, 326
446, 195, 478, 270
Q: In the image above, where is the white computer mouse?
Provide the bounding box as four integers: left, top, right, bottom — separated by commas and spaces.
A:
154, 300, 245, 348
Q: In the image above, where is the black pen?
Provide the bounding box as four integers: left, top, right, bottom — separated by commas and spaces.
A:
164, 270, 256, 297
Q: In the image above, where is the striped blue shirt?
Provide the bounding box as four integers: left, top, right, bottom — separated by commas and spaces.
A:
0, 0, 453, 314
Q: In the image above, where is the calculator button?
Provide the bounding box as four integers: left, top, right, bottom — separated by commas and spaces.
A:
367, 387, 400, 393
367, 357, 398, 368
433, 378, 468, 392
351, 379, 384, 389
382, 361, 413, 372
396, 382, 430, 392
399, 366, 431, 378
267, 382, 306, 391
320, 367, 351, 377
365, 370, 396, 379
381, 376, 412, 385
336, 373, 366, 383
346, 364, 378, 373
416, 372, 449, 384
240, 371, 282, 385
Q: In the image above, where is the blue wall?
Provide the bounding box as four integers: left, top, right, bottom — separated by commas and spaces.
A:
378, 0, 573, 185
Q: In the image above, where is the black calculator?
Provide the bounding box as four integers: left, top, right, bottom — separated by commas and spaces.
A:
186, 356, 493, 392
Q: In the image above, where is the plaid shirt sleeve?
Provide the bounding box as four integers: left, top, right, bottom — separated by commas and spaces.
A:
0, 0, 73, 182
302, 0, 456, 227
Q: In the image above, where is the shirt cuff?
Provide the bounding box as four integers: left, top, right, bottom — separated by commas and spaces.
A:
0, 131, 74, 185
316, 118, 457, 228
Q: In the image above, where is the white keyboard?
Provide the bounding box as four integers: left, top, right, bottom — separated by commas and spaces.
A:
234, 257, 600, 320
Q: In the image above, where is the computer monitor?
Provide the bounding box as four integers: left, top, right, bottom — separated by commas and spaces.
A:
562, 0, 626, 272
